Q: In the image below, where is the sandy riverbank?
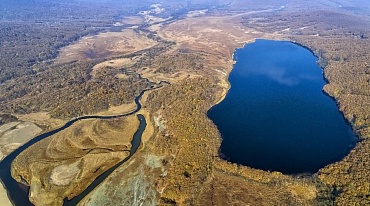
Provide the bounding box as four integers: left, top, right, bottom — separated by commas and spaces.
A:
0, 182, 11, 206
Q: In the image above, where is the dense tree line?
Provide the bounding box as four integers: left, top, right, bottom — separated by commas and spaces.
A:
1, 60, 153, 118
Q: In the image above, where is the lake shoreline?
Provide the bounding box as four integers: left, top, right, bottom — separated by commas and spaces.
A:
208, 39, 356, 174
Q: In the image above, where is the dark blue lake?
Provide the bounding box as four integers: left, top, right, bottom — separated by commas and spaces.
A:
208, 39, 356, 174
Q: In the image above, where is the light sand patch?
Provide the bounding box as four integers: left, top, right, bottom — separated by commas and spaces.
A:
0, 182, 12, 206
50, 161, 81, 186
150, 4, 164, 14
138, 7, 171, 25
0, 143, 21, 160
90, 57, 136, 79
113, 22, 123, 26
114, 73, 129, 79
145, 16, 171, 24
186, 9, 208, 18
0, 122, 20, 134
0, 121, 42, 161
153, 114, 166, 133
139, 109, 154, 145
122, 16, 144, 25
56, 29, 157, 64
145, 154, 164, 169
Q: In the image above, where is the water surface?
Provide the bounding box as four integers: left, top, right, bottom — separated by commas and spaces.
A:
208, 39, 355, 174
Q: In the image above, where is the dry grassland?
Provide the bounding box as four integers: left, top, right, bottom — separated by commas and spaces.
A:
56, 29, 157, 63
11, 115, 139, 205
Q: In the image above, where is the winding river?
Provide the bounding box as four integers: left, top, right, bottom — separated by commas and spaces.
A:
0, 79, 167, 205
